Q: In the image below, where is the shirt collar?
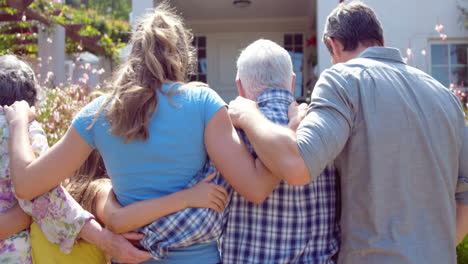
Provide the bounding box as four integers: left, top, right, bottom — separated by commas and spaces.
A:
256, 89, 295, 105
357, 47, 405, 64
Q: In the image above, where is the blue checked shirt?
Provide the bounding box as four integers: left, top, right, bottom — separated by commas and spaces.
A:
139, 89, 339, 263
139, 159, 231, 260
222, 89, 340, 264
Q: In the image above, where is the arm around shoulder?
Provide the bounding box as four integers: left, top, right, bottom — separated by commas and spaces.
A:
205, 106, 281, 203
100, 187, 189, 234
228, 97, 310, 187
11, 125, 93, 199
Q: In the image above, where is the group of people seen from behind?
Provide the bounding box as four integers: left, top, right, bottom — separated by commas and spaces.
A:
1, 2, 467, 264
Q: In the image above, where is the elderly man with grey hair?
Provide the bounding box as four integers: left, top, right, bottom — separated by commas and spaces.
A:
221, 39, 340, 264
228, 2, 468, 264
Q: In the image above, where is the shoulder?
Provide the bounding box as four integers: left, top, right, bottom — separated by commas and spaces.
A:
72, 95, 109, 140
179, 83, 226, 105
183, 83, 220, 97
74, 95, 109, 121
81, 95, 108, 114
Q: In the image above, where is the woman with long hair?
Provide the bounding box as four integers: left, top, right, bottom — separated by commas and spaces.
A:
5, 3, 278, 264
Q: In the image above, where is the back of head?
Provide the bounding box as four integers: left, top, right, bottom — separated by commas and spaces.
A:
65, 150, 110, 218
236, 39, 293, 99
103, 2, 196, 143
0, 55, 38, 106
323, 1, 384, 53
127, 2, 196, 84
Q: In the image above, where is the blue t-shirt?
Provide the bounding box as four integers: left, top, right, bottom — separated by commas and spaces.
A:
72, 82, 225, 264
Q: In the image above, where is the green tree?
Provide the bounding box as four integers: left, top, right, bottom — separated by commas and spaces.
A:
65, 0, 131, 21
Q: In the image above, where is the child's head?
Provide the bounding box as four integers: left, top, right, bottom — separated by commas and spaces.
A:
65, 150, 111, 218
0, 55, 38, 107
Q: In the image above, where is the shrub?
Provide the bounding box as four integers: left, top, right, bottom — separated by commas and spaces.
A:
458, 236, 468, 264
35, 84, 101, 145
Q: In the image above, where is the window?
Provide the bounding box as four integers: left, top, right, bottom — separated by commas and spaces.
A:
190, 36, 207, 83
284, 33, 304, 97
431, 42, 467, 88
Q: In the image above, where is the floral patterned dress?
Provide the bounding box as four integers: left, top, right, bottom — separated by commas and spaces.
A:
0, 114, 93, 264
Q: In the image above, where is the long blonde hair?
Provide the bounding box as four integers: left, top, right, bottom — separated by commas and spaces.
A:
95, 2, 196, 143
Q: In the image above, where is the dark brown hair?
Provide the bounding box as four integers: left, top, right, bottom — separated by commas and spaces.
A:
323, 1, 384, 54
0, 55, 38, 106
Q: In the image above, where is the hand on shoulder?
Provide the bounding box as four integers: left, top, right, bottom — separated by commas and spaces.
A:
2, 100, 35, 126
288, 102, 308, 131
228, 96, 260, 128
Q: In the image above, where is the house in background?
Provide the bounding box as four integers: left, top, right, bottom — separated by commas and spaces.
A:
132, 0, 467, 102
133, 0, 316, 102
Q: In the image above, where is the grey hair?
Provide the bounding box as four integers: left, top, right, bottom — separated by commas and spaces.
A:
0, 55, 38, 106
323, 1, 383, 54
236, 39, 293, 98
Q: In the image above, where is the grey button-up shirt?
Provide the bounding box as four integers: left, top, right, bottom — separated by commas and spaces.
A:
297, 47, 468, 264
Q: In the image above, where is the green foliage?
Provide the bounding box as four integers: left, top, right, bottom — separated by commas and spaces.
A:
65, 0, 131, 21
458, 236, 468, 264
0, 22, 38, 55
0, 0, 131, 59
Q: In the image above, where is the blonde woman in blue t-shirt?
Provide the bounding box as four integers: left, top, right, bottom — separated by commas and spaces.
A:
5, 3, 280, 264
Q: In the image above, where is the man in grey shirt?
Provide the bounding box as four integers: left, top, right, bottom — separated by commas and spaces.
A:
228, 2, 468, 264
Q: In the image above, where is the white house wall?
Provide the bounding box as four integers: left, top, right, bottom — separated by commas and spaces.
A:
129, 1, 314, 101
188, 17, 307, 34
317, 0, 467, 74
188, 18, 308, 101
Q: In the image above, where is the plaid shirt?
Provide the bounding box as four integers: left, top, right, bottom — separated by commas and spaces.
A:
139, 159, 231, 260
221, 89, 340, 264
140, 89, 339, 263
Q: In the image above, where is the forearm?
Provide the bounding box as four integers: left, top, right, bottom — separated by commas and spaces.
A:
250, 158, 281, 202
457, 202, 468, 245
103, 191, 189, 234
10, 126, 93, 200
17, 184, 94, 253
8, 119, 37, 198
239, 109, 310, 185
0, 204, 32, 239
79, 219, 117, 252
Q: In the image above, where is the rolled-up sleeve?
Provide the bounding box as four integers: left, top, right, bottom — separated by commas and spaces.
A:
456, 126, 468, 204
297, 68, 353, 180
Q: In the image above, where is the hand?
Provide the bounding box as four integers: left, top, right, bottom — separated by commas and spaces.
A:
183, 172, 228, 213
228, 96, 259, 128
122, 232, 145, 250
80, 220, 151, 263
3, 100, 35, 125
101, 229, 152, 263
288, 102, 308, 131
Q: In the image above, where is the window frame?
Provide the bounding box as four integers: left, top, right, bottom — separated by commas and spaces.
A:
190, 35, 208, 83
283, 32, 305, 97
429, 39, 468, 90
